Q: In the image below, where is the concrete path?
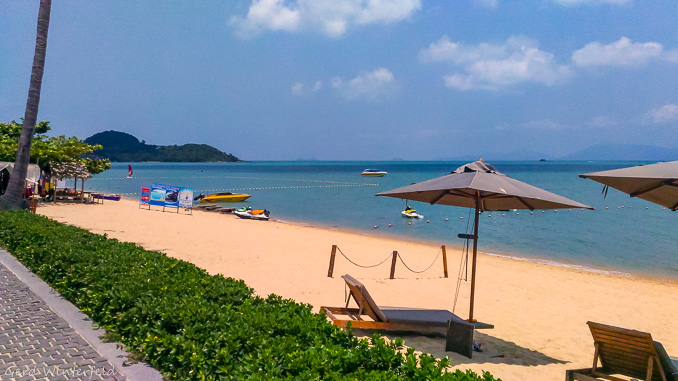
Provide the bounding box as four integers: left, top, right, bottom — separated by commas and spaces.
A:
0, 249, 163, 381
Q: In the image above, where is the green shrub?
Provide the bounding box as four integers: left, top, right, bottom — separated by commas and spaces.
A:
0, 211, 499, 380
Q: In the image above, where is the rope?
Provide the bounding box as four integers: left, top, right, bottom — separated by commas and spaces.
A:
452, 208, 474, 313
336, 247, 393, 269
396, 247, 443, 274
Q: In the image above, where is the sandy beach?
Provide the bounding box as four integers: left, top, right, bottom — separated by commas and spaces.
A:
37, 199, 678, 380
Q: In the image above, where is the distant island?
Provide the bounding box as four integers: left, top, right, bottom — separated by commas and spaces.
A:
84, 131, 240, 162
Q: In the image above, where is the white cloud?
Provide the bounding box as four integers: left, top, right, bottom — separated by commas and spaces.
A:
230, 0, 300, 38
473, 0, 498, 9
231, 0, 421, 38
572, 37, 663, 67
552, 0, 631, 5
332, 67, 397, 100
644, 104, 678, 124
585, 115, 619, 127
422, 36, 571, 91
495, 119, 564, 131
291, 80, 323, 95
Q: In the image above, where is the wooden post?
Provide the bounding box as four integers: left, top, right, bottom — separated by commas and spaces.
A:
389, 251, 398, 279
442, 245, 448, 278
327, 245, 337, 277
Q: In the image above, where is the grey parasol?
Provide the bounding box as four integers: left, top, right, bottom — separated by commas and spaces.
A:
579, 160, 678, 211
376, 160, 592, 326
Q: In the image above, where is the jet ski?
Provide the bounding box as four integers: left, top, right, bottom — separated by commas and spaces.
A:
401, 206, 423, 219
234, 207, 270, 221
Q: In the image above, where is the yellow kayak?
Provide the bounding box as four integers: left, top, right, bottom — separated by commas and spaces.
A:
200, 192, 251, 203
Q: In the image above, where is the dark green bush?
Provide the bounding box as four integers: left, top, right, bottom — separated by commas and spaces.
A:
0, 211, 499, 380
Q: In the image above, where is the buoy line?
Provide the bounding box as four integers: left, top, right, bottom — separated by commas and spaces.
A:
109, 183, 377, 196
89, 175, 375, 186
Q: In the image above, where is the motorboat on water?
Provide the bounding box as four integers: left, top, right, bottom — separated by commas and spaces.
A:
198, 192, 251, 203
234, 207, 270, 221
361, 169, 387, 177
401, 206, 423, 219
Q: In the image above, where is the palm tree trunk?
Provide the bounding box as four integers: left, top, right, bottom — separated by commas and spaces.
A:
0, 0, 52, 211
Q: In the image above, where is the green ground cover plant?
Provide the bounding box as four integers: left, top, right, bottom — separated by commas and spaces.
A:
0, 211, 498, 380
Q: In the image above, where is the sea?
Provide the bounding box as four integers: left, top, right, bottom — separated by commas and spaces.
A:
84, 161, 677, 281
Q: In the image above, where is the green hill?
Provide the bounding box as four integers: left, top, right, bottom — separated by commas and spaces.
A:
84, 131, 240, 162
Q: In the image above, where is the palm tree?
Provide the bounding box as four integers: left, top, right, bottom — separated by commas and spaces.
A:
0, 0, 52, 211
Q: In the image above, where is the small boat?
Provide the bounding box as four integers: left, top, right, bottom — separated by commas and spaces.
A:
234, 207, 270, 221
92, 193, 122, 201
401, 207, 423, 219
199, 192, 251, 203
361, 169, 387, 177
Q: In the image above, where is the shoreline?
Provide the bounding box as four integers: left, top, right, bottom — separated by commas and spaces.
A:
35, 199, 678, 380
265, 210, 678, 286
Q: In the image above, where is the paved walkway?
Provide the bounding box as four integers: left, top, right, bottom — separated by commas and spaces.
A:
0, 250, 163, 381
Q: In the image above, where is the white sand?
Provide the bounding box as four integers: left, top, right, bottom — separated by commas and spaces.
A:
38, 199, 678, 380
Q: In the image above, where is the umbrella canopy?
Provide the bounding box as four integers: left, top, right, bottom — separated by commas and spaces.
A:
376, 160, 591, 325
579, 160, 678, 211
378, 160, 591, 211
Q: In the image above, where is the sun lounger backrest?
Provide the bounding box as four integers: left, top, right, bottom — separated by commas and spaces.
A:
587, 321, 669, 381
341, 275, 388, 323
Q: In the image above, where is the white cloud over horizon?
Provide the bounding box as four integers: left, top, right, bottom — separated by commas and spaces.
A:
291, 80, 322, 95
551, 0, 631, 5
473, 0, 498, 9
572, 37, 664, 67
495, 119, 565, 131
231, 0, 421, 38
585, 115, 619, 127
644, 104, 678, 125
421, 36, 571, 91
331, 67, 397, 100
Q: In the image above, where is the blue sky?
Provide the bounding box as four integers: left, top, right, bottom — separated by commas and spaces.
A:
1, 0, 677, 160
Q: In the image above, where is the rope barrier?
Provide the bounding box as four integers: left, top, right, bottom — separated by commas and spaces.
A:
328, 245, 448, 279
396, 247, 443, 274
336, 246, 393, 268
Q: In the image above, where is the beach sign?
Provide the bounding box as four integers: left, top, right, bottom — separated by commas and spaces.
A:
140, 187, 150, 207
178, 187, 193, 209
150, 183, 179, 207
148, 183, 192, 214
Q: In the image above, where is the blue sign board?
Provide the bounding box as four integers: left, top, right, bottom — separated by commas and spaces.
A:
149, 183, 181, 208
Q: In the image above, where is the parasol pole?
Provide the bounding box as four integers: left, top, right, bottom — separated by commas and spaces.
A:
468, 192, 481, 323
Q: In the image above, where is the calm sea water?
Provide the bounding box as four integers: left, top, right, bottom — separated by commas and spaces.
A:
85, 161, 677, 280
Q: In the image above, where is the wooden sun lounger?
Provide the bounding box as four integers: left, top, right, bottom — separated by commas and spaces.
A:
566, 321, 678, 381
320, 274, 485, 358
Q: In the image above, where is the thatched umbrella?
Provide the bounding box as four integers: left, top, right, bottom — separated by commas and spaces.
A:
49, 162, 91, 201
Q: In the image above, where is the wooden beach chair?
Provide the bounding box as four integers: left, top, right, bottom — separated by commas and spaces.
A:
320, 274, 481, 358
566, 321, 678, 381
